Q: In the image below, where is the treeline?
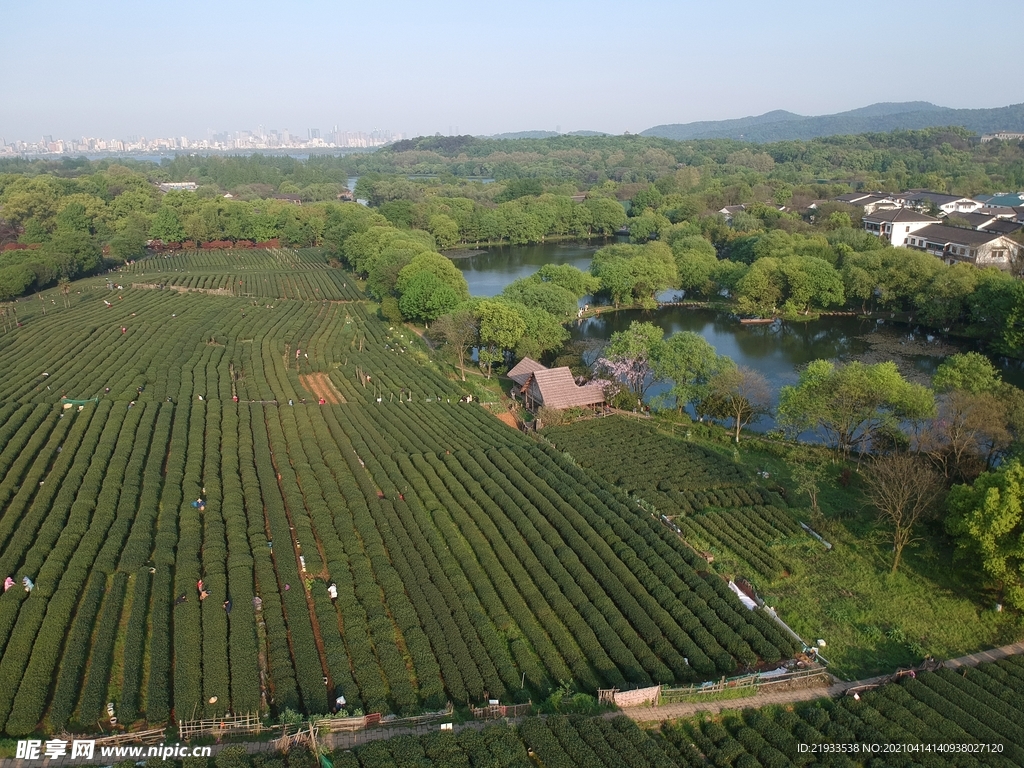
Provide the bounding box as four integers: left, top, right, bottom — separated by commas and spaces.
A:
354, 175, 626, 246
0, 164, 372, 300
620, 185, 1024, 354
347, 126, 1024, 194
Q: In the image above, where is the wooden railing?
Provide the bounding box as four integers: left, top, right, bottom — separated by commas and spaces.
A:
178, 712, 267, 740
470, 702, 532, 720
94, 727, 167, 746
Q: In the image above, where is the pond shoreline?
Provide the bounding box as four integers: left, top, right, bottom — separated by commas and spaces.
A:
572, 299, 991, 350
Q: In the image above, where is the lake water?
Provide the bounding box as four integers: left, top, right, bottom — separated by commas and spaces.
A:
452, 241, 1018, 427
454, 241, 603, 297
570, 309, 957, 425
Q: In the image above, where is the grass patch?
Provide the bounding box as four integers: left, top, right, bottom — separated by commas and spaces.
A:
546, 413, 1024, 681
660, 686, 760, 706
732, 438, 1023, 679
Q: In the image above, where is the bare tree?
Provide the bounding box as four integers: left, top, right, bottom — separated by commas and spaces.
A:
429, 308, 478, 382
863, 454, 944, 573
703, 365, 772, 443
59, 277, 71, 309
791, 462, 826, 524
919, 391, 1011, 482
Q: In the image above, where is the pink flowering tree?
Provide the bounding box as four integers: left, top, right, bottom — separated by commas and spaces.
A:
596, 321, 664, 397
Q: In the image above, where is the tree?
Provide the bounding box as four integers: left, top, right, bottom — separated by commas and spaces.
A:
826, 211, 852, 230
779, 255, 844, 315
345, 226, 433, 274
502, 280, 578, 317
41, 230, 102, 280
651, 331, 726, 412
628, 211, 670, 243
514, 306, 570, 360
915, 264, 978, 328
840, 255, 878, 313
669, 234, 719, 297
496, 202, 546, 244
596, 321, 664, 397
365, 246, 416, 300
532, 263, 600, 297
58, 277, 71, 308
583, 196, 626, 235
791, 462, 826, 524
933, 352, 1002, 395
496, 178, 543, 202
735, 257, 784, 317
702, 365, 772, 443
0, 265, 36, 302
428, 214, 460, 250
778, 360, 936, 458
477, 300, 525, 378
590, 242, 678, 309
590, 247, 636, 307
946, 459, 1024, 609
630, 185, 664, 215
54, 201, 96, 235
920, 390, 1011, 481
864, 454, 944, 573
109, 213, 150, 261
923, 353, 1019, 479
395, 251, 470, 303
397, 271, 460, 322
429, 308, 479, 381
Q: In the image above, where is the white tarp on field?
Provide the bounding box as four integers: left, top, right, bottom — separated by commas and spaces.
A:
728, 580, 758, 610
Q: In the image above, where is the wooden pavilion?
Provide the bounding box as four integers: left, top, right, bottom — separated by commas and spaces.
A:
507, 357, 607, 411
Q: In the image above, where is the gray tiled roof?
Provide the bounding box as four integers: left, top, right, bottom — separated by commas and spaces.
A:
912, 224, 1004, 246
863, 208, 939, 223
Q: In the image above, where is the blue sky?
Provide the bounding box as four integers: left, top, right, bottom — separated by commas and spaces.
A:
2, 0, 1022, 141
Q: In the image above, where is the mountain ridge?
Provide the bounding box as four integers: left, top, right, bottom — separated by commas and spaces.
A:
641, 101, 1024, 142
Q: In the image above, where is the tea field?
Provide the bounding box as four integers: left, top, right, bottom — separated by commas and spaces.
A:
0, 250, 798, 736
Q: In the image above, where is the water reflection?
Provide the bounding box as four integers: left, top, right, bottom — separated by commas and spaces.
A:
451, 241, 1013, 429
453, 241, 603, 297
574, 309, 996, 434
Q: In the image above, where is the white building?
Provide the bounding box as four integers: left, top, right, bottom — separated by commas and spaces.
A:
894, 190, 983, 215
158, 181, 198, 192
905, 224, 1020, 270
832, 192, 898, 214
862, 208, 940, 246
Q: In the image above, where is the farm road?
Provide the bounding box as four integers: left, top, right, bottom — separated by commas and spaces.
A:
4, 642, 1023, 768
624, 639, 1024, 723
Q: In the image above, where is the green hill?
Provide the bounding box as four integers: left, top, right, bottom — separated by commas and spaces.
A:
642, 101, 1024, 142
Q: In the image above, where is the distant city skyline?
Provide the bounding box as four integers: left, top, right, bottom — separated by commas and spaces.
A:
0, 126, 403, 156
2, 0, 1022, 141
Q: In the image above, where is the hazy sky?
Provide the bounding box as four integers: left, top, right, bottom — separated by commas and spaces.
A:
3, 0, 1022, 142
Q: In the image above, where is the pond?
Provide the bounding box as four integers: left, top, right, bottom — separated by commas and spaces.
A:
453, 241, 605, 297
571, 309, 962, 430
451, 241, 1016, 428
